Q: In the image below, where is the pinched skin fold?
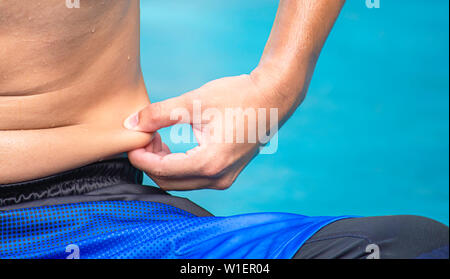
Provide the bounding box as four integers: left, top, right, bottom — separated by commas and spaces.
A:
0, 0, 152, 183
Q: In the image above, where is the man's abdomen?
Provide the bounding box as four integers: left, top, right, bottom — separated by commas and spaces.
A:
0, 0, 152, 184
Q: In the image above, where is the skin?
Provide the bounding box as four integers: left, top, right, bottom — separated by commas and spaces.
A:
0, 0, 345, 188
126, 0, 346, 190
0, 0, 152, 184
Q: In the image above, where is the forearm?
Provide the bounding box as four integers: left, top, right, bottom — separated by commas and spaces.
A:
126, 1, 345, 189
252, 0, 345, 118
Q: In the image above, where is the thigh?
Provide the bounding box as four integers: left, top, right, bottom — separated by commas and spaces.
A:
294, 215, 449, 259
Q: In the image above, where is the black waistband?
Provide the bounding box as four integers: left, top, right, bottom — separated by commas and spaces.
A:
0, 158, 143, 207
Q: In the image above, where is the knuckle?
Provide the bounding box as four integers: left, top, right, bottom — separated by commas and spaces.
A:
150, 168, 166, 179
212, 176, 233, 190
141, 103, 161, 122
176, 96, 190, 110
153, 179, 173, 191
199, 165, 219, 177
152, 102, 163, 118
138, 107, 149, 121
200, 160, 226, 177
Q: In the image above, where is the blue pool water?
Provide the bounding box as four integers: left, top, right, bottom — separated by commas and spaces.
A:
140, 0, 449, 225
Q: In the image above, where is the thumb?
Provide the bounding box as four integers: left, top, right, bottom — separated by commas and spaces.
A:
124, 95, 192, 132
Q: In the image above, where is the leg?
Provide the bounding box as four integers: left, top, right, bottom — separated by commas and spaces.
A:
294, 215, 449, 259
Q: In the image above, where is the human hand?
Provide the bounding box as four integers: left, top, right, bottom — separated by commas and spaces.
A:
124, 69, 301, 190
122, 0, 346, 191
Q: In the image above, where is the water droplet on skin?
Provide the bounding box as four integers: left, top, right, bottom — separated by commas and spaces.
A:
91, 26, 96, 33
127, 56, 131, 61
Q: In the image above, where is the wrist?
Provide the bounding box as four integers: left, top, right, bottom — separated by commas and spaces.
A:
250, 56, 313, 117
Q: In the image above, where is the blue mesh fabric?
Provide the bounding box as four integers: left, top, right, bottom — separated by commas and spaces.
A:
0, 201, 350, 259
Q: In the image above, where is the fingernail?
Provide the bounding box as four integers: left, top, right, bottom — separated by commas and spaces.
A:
124, 112, 139, 130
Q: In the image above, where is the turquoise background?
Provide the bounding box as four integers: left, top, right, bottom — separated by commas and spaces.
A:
140, 0, 449, 224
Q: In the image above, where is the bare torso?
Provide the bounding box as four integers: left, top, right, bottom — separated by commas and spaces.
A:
0, 0, 152, 184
